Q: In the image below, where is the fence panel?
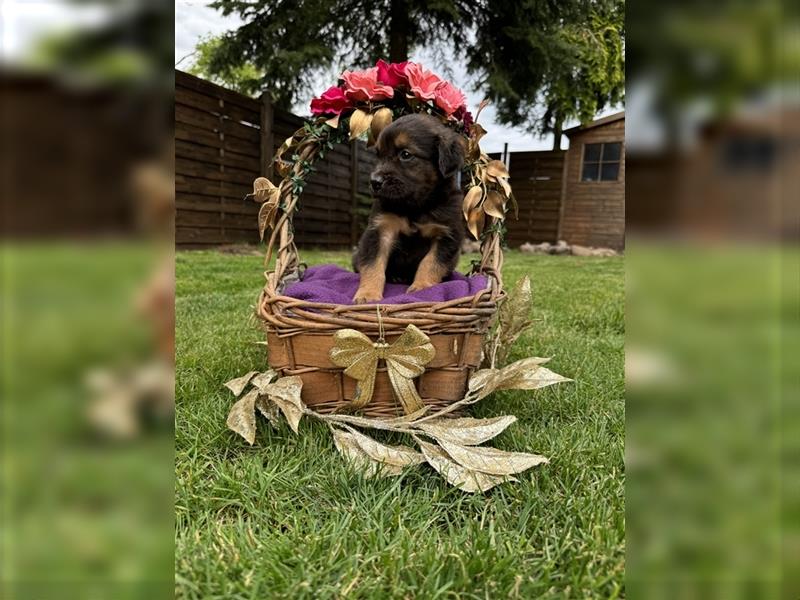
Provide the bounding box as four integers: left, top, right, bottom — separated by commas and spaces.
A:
496, 150, 566, 246
176, 70, 375, 249
175, 71, 263, 247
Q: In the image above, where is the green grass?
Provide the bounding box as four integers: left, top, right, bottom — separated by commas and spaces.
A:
175, 249, 624, 599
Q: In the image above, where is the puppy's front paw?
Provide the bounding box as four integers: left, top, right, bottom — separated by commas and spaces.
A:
353, 288, 383, 304
407, 280, 437, 293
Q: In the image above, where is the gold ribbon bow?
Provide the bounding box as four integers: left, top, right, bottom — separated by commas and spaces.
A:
329, 324, 435, 414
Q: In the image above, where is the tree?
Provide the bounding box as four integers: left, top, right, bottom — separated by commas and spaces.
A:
195, 0, 624, 144
187, 36, 265, 96
197, 0, 475, 107
468, 0, 625, 149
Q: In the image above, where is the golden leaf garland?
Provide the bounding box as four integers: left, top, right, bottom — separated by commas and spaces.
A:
223, 352, 570, 493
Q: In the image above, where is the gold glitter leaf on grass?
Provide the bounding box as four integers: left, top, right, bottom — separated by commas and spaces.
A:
419, 441, 515, 493
224, 371, 259, 396
226, 389, 258, 445
417, 415, 517, 446
437, 440, 549, 475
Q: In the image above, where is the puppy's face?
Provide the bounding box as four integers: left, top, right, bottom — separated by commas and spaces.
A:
370, 114, 464, 211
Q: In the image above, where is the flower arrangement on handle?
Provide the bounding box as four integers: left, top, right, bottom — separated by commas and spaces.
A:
253, 60, 515, 247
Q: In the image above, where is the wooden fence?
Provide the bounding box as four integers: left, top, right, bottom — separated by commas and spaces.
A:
175, 70, 375, 248
498, 150, 566, 247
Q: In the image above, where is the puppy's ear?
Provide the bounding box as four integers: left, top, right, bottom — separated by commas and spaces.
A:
437, 130, 465, 178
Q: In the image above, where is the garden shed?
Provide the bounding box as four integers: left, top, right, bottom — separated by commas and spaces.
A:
558, 112, 625, 249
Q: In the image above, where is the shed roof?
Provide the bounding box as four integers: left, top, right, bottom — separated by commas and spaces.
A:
564, 111, 625, 136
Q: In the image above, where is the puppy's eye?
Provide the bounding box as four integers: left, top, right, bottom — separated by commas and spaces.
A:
399, 150, 413, 161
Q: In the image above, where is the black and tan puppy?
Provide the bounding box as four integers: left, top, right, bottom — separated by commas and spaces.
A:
352, 114, 465, 303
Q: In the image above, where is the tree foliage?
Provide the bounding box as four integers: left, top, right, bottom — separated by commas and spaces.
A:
194, 0, 625, 143
468, 0, 625, 147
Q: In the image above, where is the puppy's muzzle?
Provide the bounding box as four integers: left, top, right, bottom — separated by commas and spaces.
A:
370, 174, 384, 193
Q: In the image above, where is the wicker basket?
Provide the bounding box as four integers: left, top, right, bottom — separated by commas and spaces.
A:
256, 139, 505, 417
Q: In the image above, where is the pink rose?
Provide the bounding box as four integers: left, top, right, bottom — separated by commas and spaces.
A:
433, 80, 467, 116
310, 85, 353, 115
405, 62, 443, 101
341, 67, 395, 102
376, 59, 409, 88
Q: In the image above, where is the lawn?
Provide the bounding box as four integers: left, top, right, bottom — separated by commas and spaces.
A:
175, 248, 625, 599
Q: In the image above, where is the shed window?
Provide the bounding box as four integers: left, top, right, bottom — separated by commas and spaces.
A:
581, 142, 622, 181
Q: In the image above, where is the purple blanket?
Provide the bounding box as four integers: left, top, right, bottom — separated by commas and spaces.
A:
284, 264, 488, 305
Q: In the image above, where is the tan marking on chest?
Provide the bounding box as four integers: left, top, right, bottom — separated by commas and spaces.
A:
414, 222, 451, 239
373, 213, 413, 238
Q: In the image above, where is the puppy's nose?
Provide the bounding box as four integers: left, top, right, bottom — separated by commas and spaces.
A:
370, 175, 384, 193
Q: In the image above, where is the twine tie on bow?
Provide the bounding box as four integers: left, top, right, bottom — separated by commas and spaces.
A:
329, 305, 435, 414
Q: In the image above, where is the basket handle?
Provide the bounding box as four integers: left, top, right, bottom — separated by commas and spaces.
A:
263, 132, 504, 296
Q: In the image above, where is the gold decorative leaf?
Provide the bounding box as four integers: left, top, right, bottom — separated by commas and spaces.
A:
499, 275, 532, 333
466, 123, 487, 161
418, 415, 517, 446
471, 122, 488, 143
223, 371, 258, 396
483, 190, 505, 219
257, 199, 279, 241
419, 441, 514, 493
466, 367, 499, 392
470, 358, 571, 401
255, 396, 282, 428
468, 357, 550, 391
226, 389, 258, 445
437, 440, 548, 475
370, 107, 393, 140
467, 206, 485, 240
487, 275, 533, 367
462, 185, 482, 221
331, 427, 404, 478
342, 425, 424, 468
348, 109, 373, 141
497, 176, 512, 197
253, 177, 276, 199
486, 159, 509, 179
274, 134, 297, 177
263, 376, 305, 433
251, 370, 278, 392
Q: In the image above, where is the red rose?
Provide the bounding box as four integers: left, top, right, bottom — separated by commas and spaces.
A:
433, 80, 467, 116
310, 85, 353, 116
341, 67, 395, 102
454, 105, 474, 128
376, 59, 409, 88
405, 62, 443, 102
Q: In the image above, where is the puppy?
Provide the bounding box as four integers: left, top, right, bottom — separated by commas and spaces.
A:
352, 114, 465, 304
